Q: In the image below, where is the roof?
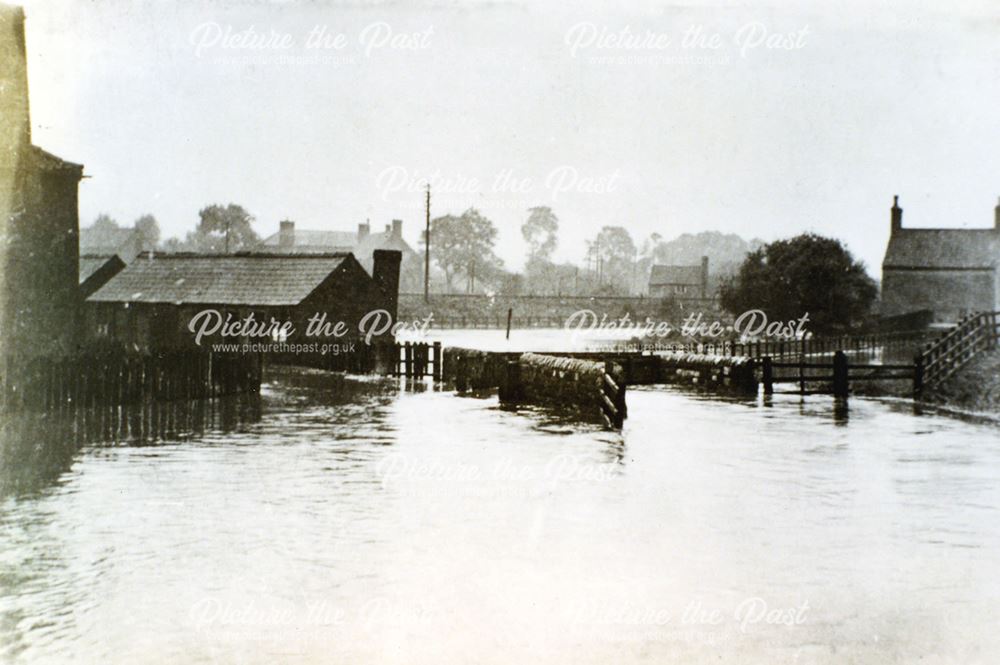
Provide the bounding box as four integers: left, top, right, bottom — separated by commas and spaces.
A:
27, 145, 83, 174
882, 229, 1000, 269
649, 264, 703, 286
259, 229, 356, 251
87, 253, 352, 305
79, 254, 124, 284
80, 225, 140, 254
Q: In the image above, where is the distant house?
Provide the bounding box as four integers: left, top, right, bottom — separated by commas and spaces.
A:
649, 256, 709, 298
79, 224, 143, 262
0, 5, 84, 357
85, 250, 401, 351
257, 219, 422, 291
881, 197, 1000, 322
79, 254, 125, 300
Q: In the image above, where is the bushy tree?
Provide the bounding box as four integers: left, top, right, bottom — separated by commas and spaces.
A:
719, 233, 877, 335
584, 225, 636, 294
187, 204, 258, 253
133, 214, 160, 251
431, 208, 502, 293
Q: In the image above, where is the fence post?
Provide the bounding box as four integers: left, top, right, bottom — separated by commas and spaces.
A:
833, 350, 849, 398
432, 342, 442, 381
762, 356, 773, 395
913, 353, 924, 397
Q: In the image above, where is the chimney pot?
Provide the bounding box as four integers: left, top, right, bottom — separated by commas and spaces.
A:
357, 222, 370, 242
891, 196, 902, 235
391, 219, 403, 238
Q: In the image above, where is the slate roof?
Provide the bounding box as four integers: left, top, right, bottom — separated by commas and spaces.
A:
27, 145, 83, 174
87, 253, 351, 306
258, 229, 357, 251
882, 229, 1000, 269
649, 264, 703, 286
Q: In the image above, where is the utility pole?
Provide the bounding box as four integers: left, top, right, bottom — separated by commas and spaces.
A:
424, 184, 431, 304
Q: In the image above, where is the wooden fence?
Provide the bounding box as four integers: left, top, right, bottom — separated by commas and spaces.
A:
1, 350, 262, 415
917, 311, 1000, 391
393, 342, 443, 380
760, 351, 916, 397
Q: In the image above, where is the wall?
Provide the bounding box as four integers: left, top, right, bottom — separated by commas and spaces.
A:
881, 269, 996, 322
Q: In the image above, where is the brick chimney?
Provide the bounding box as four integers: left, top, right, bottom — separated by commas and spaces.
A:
0, 5, 30, 155
891, 195, 902, 235
372, 249, 402, 324
391, 219, 403, 238
278, 220, 295, 249
700, 256, 709, 298
357, 221, 370, 242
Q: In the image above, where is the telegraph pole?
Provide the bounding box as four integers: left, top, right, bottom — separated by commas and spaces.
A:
424, 184, 431, 304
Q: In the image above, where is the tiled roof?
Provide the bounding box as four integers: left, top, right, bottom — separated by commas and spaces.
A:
649, 264, 703, 286
883, 229, 1000, 269
87, 253, 351, 305
28, 145, 83, 174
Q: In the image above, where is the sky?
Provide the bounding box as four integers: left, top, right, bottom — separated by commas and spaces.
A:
17, 0, 1000, 276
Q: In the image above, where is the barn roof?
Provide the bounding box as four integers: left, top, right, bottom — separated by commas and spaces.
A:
882, 229, 1000, 269
87, 253, 352, 306
649, 264, 703, 286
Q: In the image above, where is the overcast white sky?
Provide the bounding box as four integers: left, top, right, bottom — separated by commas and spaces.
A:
18, 0, 1000, 275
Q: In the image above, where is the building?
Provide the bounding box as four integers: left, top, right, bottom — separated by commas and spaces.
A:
0, 4, 84, 357
85, 250, 401, 351
79, 254, 125, 300
881, 196, 1000, 322
79, 224, 143, 262
648, 256, 709, 298
257, 219, 422, 290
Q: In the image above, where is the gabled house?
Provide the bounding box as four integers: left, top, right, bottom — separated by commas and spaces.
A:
79, 224, 143, 262
649, 256, 709, 298
79, 254, 125, 300
881, 197, 1000, 322
85, 250, 401, 351
257, 219, 422, 290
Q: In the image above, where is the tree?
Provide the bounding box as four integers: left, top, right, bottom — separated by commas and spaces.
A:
188, 204, 258, 253
584, 225, 636, 294
91, 213, 119, 231
430, 208, 502, 293
719, 233, 877, 336
133, 214, 160, 252
521, 206, 558, 263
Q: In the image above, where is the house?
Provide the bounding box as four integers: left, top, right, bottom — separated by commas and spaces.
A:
0, 4, 84, 357
79, 254, 125, 300
85, 250, 401, 352
79, 224, 143, 262
257, 219, 422, 291
881, 196, 1000, 322
648, 256, 709, 298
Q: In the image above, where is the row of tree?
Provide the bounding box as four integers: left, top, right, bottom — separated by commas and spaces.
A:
85, 204, 879, 334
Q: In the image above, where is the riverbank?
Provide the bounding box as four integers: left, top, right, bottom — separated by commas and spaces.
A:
923, 350, 1000, 413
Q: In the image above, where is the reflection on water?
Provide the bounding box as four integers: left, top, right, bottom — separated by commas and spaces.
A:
1, 366, 1000, 664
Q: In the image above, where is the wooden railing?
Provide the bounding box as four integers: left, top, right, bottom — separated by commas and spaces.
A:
394, 342, 443, 379
917, 312, 1000, 390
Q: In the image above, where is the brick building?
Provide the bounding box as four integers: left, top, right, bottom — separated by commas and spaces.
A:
881, 196, 1000, 322
648, 256, 709, 299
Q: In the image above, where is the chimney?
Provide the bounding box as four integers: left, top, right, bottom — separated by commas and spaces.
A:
357, 221, 370, 242
700, 256, 709, 299
278, 220, 295, 249
0, 6, 31, 154
372, 249, 402, 325
891, 195, 902, 235
391, 219, 403, 238
995, 197, 1000, 231
384, 224, 391, 235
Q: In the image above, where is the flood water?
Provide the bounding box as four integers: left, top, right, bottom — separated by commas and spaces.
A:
2, 349, 1000, 663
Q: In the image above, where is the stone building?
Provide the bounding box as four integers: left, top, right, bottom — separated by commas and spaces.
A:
0, 4, 84, 357
648, 256, 709, 299
880, 196, 1000, 322
257, 219, 422, 291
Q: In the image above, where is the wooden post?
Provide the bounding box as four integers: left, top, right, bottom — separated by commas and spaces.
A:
506, 308, 513, 340
833, 350, 849, 398
499, 359, 521, 403
432, 341, 442, 381
913, 352, 924, 397
762, 356, 773, 395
